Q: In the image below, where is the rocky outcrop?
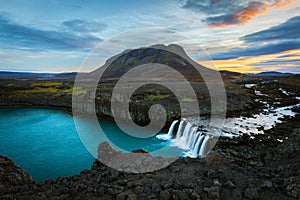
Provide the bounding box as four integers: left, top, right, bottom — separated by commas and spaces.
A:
0, 155, 34, 198
96, 142, 175, 173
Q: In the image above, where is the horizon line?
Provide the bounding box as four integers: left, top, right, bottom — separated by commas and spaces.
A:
0, 70, 298, 75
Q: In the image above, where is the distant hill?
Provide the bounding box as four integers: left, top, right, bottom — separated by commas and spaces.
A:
219, 70, 242, 76
0, 71, 77, 80
247, 71, 294, 77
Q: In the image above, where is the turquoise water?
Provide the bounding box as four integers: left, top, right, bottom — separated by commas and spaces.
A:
0, 108, 177, 182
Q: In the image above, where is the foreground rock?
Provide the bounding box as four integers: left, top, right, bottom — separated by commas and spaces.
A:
97, 142, 175, 173
1, 114, 299, 199
0, 155, 34, 198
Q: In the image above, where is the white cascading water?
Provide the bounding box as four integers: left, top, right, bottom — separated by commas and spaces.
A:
199, 135, 210, 157
182, 123, 193, 139
167, 120, 178, 137
176, 120, 185, 139
157, 118, 211, 158
191, 135, 205, 157
190, 132, 202, 149
186, 126, 197, 148
177, 122, 193, 149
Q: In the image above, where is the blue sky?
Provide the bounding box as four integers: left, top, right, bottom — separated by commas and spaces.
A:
0, 0, 299, 73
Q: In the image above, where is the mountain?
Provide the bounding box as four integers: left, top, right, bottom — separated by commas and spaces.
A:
247, 71, 294, 77
89, 44, 216, 82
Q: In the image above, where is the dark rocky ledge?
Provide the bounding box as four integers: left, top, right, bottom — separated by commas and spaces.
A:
1, 114, 299, 199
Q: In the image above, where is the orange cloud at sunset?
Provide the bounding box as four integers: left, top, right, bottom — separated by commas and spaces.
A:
210, 0, 296, 27
198, 48, 300, 73
208, 23, 231, 28
233, 2, 269, 24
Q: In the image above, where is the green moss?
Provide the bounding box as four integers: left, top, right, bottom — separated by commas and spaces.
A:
146, 94, 169, 100
31, 81, 63, 87
17, 87, 58, 93
16, 86, 86, 95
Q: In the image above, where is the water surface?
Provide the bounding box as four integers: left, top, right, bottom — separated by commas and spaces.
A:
0, 108, 95, 182
0, 108, 177, 181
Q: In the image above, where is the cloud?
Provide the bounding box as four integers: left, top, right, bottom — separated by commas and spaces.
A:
231, 2, 269, 23
206, 1, 269, 27
63, 19, 107, 33
205, 14, 300, 73
271, 0, 296, 8
277, 51, 300, 58
204, 14, 238, 27
242, 16, 300, 43
251, 59, 300, 66
179, 0, 296, 27
210, 16, 300, 60
0, 15, 102, 51
211, 40, 300, 60
0, 49, 88, 72
249, 63, 300, 73
180, 0, 241, 16
202, 48, 300, 73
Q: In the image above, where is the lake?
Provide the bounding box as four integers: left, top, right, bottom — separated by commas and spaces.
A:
0, 108, 177, 182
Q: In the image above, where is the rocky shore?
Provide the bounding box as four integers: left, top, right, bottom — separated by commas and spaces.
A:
1, 111, 299, 199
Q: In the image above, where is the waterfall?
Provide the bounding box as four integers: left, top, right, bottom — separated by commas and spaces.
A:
157, 119, 213, 158
182, 123, 193, 139
191, 135, 205, 157
167, 120, 178, 138
176, 120, 185, 139
186, 127, 198, 148
173, 119, 212, 158
190, 132, 202, 149
199, 135, 210, 157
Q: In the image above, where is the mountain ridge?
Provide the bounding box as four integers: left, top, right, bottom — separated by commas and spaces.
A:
246, 71, 294, 77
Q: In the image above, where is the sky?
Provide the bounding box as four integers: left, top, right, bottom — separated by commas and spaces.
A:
0, 0, 299, 73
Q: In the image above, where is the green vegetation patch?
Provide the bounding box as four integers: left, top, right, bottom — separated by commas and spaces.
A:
31, 81, 63, 87
146, 94, 169, 100
17, 86, 86, 95
17, 87, 58, 93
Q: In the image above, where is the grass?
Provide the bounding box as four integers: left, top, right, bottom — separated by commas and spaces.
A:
31, 81, 63, 87
17, 86, 86, 95
18, 87, 58, 93
145, 89, 169, 100
147, 94, 169, 100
